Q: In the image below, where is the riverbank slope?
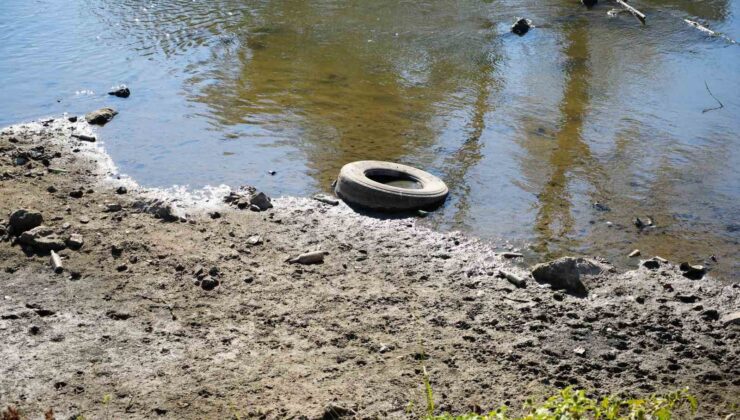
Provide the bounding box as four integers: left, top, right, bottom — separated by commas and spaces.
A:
0, 117, 738, 419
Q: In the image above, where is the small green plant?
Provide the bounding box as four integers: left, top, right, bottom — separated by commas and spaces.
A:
424, 386, 698, 420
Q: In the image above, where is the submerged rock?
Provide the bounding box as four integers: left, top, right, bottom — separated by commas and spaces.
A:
85, 108, 117, 125
511, 18, 532, 36
108, 86, 130, 98
531, 257, 604, 296
8, 209, 43, 235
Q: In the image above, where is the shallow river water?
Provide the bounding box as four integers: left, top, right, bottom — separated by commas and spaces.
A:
1, 0, 738, 278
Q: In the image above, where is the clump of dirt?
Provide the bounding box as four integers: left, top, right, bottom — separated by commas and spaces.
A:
0, 118, 738, 419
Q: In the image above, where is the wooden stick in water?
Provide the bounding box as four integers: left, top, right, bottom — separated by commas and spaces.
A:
616, 0, 646, 24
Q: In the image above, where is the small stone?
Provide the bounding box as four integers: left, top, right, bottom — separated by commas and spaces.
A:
116, 186, 128, 194
47, 185, 57, 193
200, 277, 219, 291
208, 266, 220, 277
68, 116, 78, 123
116, 264, 128, 272
69, 190, 83, 198
71, 134, 96, 142
720, 312, 740, 327
628, 249, 641, 258
246, 235, 263, 246
66, 234, 84, 249
79, 216, 90, 224
104, 203, 122, 212
209, 211, 221, 219
573, 347, 586, 356
111, 244, 123, 257
502, 252, 523, 259
85, 107, 118, 125
268, 170, 276, 175
249, 204, 261, 212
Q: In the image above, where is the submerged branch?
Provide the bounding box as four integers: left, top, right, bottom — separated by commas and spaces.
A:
702, 81, 724, 114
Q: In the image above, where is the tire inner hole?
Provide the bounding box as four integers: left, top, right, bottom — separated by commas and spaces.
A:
365, 169, 423, 190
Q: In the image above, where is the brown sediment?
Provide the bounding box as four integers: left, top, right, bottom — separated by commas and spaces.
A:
0, 117, 738, 419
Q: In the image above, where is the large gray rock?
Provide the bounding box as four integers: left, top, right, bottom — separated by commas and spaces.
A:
8, 209, 43, 235
85, 107, 117, 125
19, 226, 66, 252
250, 191, 273, 211
531, 257, 604, 296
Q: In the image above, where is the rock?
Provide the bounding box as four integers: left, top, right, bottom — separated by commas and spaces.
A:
581, 0, 597, 7
249, 204, 261, 212
679, 262, 706, 280
104, 203, 122, 212
720, 312, 740, 327
628, 249, 641, 258
18, 226, 66, 252
701, 309, 720, 322
531, 257, 604, 296
71, 134, 96, 142
200, 277, 219, 291
268, 170, 276, 175
250, 191, 273, 211
209, 211, 221, 219
8, 209, 43, 235
116, 264, 128, 272
47, 185, 57, 193
313, 194, 339, 206
502, 252, 523, 259
634, 217, 645, 229
69, 190, 83, 198
511, 18, 532, 36
675, 294, 699, 303
116, 186, 128, 194
246, 235, 263, 246
108, 86, 130, 98
592, 202, 610, 212
50, 250, 63, 273
68, 116, 78, 123
288, 251, 328, 265
66, 234, 84, 249
642, 259, 660, 270
85, 108, 117, 125
321, 404, 356, 420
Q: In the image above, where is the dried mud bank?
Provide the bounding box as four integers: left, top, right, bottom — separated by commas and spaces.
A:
0, 118, 738, 419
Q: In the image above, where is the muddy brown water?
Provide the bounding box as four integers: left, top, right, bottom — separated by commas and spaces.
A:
0, 0, 738, 279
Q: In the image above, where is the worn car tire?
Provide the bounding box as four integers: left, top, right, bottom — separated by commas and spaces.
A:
334, 161, 448, 211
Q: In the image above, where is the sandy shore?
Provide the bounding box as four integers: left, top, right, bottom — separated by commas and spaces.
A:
0, 116, 738, 419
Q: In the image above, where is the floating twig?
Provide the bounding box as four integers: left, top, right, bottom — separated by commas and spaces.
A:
684, 19, 737, 45
702, 81, 724, 114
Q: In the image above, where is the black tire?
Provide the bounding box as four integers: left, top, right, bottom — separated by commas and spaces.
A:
334, 161, 448, 212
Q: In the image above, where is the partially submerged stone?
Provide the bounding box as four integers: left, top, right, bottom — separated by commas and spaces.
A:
511, 18, 532, 36
85, 107, 117, 125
